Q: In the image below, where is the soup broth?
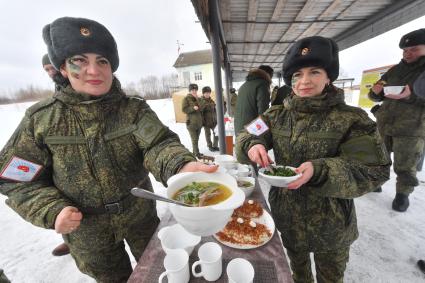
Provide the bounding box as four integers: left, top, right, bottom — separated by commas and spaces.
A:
173, 182, 232, 207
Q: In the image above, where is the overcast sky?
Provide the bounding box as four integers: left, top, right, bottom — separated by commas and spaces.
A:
0, 0, 423, 94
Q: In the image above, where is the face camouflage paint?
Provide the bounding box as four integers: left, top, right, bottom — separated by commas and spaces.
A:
291, 75, 299, 87
67, 57, 82, 79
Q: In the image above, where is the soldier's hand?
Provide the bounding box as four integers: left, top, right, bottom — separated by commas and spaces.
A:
287, 161, 314, 190
194, 106, 199, 110
179, 161, 218, 173
248, 144, 273, 168
385, 84, 411, 100
371, 82, 384, 94
55, 206, 83, 234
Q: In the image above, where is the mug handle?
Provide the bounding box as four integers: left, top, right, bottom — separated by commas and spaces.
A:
191, 260, 204, 277
158, 271, 169, 283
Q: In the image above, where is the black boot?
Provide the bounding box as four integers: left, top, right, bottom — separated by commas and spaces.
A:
392, 193, 409, 212
373, 187, 382, 193
212, 146, 220, 151
418, 260, 425, 274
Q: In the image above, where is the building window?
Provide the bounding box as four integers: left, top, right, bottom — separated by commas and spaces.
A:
194, 72, 202, 81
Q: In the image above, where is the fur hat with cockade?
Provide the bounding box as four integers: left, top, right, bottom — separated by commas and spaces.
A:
399, 28, 425, 48
42, 17, 119, 72
282, 36, 339, 85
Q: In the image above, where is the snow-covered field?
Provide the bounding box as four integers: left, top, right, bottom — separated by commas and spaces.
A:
1, 99, 424, 282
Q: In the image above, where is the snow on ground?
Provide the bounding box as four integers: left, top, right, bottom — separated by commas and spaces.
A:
1, 98, 425, 282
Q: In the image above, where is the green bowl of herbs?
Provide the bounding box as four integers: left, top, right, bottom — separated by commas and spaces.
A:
258, 165, 301, 187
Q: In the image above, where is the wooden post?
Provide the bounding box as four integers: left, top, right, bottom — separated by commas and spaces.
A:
225, 135, 233, 156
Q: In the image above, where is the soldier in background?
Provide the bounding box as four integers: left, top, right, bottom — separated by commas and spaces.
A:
271, 84, 292, 106
41, 54, 70, 257
0, 17, 216, 282
229, 87, 237, 117
236, 36, 390, 282
182, 83, 204, 157
234, 65, 273, 135
200, 86, 219, 152
0, 269, 10, 283
368, 28, 425, 212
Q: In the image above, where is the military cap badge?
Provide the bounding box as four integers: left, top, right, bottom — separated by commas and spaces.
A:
80, 27, 91, 37
301, 47, 310, 56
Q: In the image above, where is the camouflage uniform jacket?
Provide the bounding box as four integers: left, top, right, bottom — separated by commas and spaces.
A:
230, 92, 237, 116
236, 87, 391, 252
199, 97, 217, 128
234, 69, 271, 135
0, 78, 195, 229
368, 56, 425, 137
182, 94, 203, 129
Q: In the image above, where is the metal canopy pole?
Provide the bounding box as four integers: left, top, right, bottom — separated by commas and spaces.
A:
209, 0, 226, 154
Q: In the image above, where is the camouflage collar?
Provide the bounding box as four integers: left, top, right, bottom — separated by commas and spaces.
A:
54, 77, 125, 105
285, 86, 345, 113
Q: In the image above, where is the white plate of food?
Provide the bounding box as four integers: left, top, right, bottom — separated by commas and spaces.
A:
213, 200, 275, 249
258, 165, 301, 187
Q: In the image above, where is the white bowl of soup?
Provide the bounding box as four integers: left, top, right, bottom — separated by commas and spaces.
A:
236, 176, 255, 197
166, 172, 245, 236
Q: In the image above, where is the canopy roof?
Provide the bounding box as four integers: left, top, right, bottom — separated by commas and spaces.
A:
191, 0, 425, 82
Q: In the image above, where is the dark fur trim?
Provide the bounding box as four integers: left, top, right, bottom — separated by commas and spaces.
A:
246, 68, 272, 83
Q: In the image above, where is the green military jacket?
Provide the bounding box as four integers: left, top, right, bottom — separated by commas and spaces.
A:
369, 56, 425, 137
182, 94, 203, 130
234, 69, 271, 135
199, 97, 217, 128
0, 79, 195, 230
237, 87, 391, 252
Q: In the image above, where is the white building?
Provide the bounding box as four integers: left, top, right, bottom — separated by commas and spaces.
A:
173, 49, 223, 91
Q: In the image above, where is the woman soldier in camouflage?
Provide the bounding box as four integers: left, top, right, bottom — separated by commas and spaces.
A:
0, 17, 216, 282
236, 36, 391, 282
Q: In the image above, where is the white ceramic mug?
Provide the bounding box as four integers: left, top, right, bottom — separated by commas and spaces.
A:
226, 258, 254, 283
192, 242, 223, 281
157, 223, 201, 255
158, 249, 190, 283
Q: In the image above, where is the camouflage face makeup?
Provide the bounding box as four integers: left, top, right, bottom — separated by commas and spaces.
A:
291, 75, 299, 87
67, 57, 84, 79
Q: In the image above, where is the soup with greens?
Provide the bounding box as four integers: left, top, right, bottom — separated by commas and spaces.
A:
173, 182, 232, 207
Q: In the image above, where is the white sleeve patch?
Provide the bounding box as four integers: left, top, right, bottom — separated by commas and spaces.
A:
245, 117, 269, 136
0, 156, 43, 182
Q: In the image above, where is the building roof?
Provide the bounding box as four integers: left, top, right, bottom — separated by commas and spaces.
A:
191, 0, 425, 82
173, 49, 212, 68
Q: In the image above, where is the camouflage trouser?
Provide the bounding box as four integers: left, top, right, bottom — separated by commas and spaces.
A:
384, 135, 425, 195
0, 269, 11, 283
187, 126, 202, 155
285, 246, 350, 283
204, 126, 218, 148
64, 199, 159, 283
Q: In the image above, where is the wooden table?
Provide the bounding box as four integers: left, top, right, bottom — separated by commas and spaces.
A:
128, 180, 293, 283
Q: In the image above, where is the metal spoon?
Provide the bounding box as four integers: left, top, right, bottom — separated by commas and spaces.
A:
131, 188, 193, 207
266, 164, 275, 174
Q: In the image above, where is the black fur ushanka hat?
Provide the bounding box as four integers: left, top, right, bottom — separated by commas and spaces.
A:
399, 29, 425, 48
282, 36, 339, 85
42, 54, 51, 66
42, 17, 119, 72
188, 83, 198, 91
